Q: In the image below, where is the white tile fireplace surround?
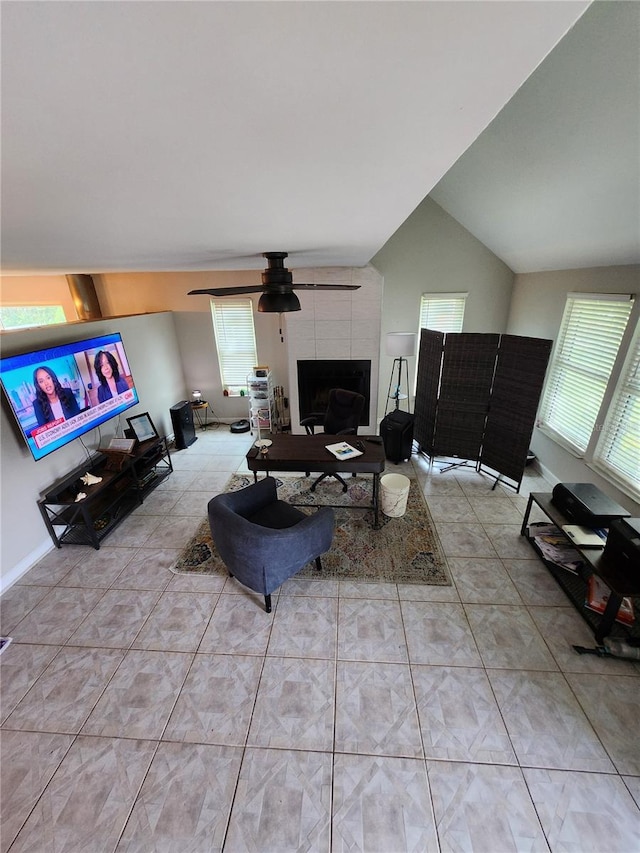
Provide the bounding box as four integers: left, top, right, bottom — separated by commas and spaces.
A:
284, 265, 383, 433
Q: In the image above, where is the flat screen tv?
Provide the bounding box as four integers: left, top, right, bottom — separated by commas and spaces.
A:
0, 332, 139, 461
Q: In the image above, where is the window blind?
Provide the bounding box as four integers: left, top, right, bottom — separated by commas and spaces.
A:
210, 299, 258, 392
419, 293, 466, 334
594, 330, 640, 497
539, 294, 633, 453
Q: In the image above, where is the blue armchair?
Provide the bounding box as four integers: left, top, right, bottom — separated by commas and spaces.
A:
207, 476, 335, 612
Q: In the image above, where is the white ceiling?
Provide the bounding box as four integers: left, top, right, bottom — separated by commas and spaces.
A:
431, 1, 640, 273
4, 1, 632, 278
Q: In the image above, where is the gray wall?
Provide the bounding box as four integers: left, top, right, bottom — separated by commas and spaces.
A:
507, 264, 640, 515
95, 271, 289, 423
1, 312, 186, 588
371, 196, 515, 420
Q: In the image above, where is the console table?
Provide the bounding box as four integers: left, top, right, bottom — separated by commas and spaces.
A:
246, 434, 386, 528
38, 436, 172, 549
521, 492, 639, 642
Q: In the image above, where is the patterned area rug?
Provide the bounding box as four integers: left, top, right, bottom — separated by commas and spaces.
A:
171, 474, 451, 585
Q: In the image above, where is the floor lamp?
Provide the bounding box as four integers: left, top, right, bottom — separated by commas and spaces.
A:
385, 332, 417, 414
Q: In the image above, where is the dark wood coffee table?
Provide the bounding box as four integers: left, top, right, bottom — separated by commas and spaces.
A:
246, 434, 386, 527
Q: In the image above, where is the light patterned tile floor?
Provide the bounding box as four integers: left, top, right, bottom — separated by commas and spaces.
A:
1, 430, 639, 852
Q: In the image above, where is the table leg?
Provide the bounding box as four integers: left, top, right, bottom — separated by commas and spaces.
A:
373, 472, 380, 529
521, 494, 534, 536
595, 589, 623, 643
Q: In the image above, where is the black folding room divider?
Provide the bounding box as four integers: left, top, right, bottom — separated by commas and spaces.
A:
414, 330, 552, 491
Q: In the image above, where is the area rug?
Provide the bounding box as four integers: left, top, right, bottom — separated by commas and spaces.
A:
171, 475, 451, 585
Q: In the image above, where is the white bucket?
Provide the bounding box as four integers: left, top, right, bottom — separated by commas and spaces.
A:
379, 473, 410, 518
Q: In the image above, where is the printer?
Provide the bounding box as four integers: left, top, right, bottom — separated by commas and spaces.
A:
551, 482, 630, 527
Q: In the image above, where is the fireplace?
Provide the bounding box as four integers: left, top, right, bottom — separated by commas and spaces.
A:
297, 360, 371, 426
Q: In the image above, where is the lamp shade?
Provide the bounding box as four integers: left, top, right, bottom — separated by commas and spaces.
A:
386, 332, 417, 357
258, 291, 301, 313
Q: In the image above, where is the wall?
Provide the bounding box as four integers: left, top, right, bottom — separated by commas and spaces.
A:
507, 264, 640, 515
371, 196, 515, 420
95, 271, 288, 422
94, 267, 382, 432
0, 312, 185, 589
283, 266, 383, 432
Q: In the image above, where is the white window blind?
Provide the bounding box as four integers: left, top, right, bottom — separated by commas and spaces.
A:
539, 293, 633, 453
210, 299, 258, 393
419, 293, 466, 334
594, 329, 640, 497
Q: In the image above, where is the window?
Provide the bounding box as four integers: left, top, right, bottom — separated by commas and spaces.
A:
539, 293, 633, 454
593, 325, 640, 498
419, 292, 466, 334
0, 305, 66, 330
210, 299, 258, 394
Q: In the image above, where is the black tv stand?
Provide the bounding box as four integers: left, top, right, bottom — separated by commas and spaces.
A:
521, 492, 639, 643
38, 436, 172, 549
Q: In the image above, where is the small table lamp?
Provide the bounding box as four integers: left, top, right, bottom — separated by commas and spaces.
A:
386, 332, 417, 413
192, 390, 202, 404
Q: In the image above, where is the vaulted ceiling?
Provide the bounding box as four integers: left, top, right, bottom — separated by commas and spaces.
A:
2, 1, 635, 277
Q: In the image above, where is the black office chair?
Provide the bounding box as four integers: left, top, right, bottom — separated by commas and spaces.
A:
300, 388, 365, 492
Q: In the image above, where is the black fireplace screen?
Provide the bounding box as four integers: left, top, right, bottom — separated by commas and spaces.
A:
297, 360, 371, 426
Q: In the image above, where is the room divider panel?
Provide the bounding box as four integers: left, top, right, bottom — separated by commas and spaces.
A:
480, 334, 553, 484
414, 330, 552, 490
413, 329, 443, 453
433, 333, 500, 461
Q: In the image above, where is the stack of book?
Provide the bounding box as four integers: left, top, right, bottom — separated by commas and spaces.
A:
527, 522, 584, 574
585, 575, 635, 625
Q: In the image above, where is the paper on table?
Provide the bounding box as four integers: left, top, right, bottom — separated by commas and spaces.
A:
325, 441, 363, 460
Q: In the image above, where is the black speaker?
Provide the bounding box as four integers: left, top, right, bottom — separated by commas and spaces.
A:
170, 400, 197, 449
380, 411, 414, 463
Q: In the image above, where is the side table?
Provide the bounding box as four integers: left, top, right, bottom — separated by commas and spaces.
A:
191, 401, 219, 430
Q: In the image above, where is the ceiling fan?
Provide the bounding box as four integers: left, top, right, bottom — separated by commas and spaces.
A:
187, 251, 360, 313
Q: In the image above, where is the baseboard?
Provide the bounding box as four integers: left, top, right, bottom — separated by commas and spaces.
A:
535, 458, 560, 487
1, 538, 54, 594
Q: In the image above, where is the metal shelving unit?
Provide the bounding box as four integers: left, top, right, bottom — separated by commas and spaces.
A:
247, 371, 275, 438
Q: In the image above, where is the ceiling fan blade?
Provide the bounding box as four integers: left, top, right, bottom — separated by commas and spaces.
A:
188, 285, 266, 296
292, 284, 361, 291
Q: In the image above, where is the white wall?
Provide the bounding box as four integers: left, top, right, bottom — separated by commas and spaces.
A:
371, 196, 515, 420
95, 271, 289, 422
95, 267, 382, 432
507, 264, 640, 515
284, 265, 383, 432
0, 312, 185, 589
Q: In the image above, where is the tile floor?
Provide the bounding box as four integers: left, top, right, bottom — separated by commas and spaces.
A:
1, 428, 639, 852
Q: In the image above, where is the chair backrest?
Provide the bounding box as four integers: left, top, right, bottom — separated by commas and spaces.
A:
323, 388, 365, 434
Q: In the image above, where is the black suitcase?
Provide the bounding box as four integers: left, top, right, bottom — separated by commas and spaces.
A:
380, 411, 414, 463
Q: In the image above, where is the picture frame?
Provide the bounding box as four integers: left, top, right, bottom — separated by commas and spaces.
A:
126, 412, 158, 443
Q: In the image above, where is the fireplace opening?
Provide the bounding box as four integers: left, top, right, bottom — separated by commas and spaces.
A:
297, 360, 371, 426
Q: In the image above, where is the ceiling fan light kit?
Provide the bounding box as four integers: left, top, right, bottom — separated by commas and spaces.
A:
187, 251, 360, 312
258, 290, 301, 313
